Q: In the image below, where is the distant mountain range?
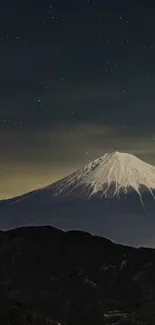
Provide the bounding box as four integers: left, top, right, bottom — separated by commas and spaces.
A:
1, 151, 155, 247
1, 225, 155, 324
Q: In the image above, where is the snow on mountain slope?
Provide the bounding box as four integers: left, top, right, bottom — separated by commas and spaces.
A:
47, 151, 155, 200
2, 151, 155, 246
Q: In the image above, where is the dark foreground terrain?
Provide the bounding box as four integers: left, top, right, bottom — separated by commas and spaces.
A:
1, 226, 155, 324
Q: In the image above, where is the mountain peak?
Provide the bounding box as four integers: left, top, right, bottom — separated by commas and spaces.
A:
52, 151, 155, 200
103, 151, 138, 159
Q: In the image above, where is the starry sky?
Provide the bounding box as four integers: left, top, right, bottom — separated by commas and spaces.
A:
1, 0, 155, 198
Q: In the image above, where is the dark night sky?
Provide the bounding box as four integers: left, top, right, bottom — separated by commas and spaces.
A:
1, 0, 155, 198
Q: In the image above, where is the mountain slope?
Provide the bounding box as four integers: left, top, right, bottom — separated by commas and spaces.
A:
1, 226, 155, 324
47, 151, 155, 200
1, 152, 155, 247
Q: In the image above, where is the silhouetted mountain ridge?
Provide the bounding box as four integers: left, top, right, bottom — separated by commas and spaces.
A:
1, 226, 155, 324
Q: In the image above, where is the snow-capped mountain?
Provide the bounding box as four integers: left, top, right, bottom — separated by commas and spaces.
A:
48, 151, 155, 200
1, 151, 155, 247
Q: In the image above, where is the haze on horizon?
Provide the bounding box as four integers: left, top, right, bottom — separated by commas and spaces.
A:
1, 124, 155, 199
